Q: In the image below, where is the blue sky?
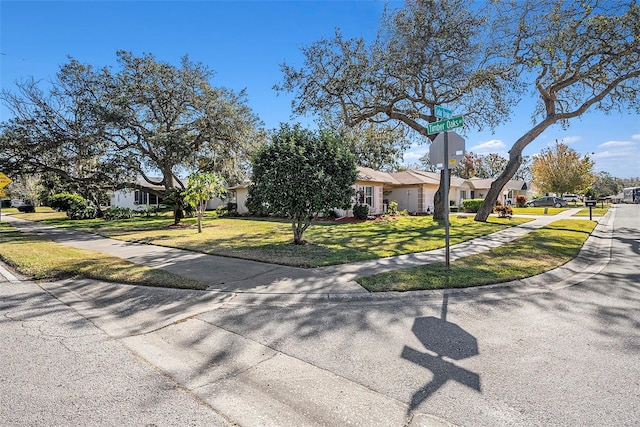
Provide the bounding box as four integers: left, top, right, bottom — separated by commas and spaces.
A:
2, 0, 639, 178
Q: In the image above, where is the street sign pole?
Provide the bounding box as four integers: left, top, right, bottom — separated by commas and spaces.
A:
430, 109, 465, 271
443, 131, 450, 270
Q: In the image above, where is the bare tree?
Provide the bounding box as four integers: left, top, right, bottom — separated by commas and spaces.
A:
474, 0, 640, 220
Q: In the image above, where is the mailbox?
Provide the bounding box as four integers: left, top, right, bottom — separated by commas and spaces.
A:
585, 200, 597, 207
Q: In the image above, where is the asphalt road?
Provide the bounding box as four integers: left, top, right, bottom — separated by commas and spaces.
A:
1, 204, 638, 426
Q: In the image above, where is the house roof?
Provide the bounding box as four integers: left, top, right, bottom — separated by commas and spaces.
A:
389, 169, 439, 185
388, 169, 471, 188
467, 177, 527, 191
356, 166, 400, 184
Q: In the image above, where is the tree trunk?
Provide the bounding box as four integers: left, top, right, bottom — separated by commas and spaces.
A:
292, 219, 305, 245
474, 120, 552, 222
197, 201, 204, 233
474, 154, 522, 221
292, 215, 312, 245
433, 170, 450, 220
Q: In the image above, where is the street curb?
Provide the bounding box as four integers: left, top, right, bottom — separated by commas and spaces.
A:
0, 262, 21, 283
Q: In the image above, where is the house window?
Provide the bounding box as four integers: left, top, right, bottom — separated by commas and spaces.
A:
460, 190, 467, 200
358, 185, 373, 207
134, 190, 148, 205
148, 193, 162, 206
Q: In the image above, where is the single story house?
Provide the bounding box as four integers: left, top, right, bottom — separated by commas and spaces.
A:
110, 177, 227, 211
384, 170, 472, 214
228, 166, 532, 218
464, 178, 531, 206
344, 166, 399, 216
228, 182, 250, 215
110, 177, 166, 210
228, 167, 399, 217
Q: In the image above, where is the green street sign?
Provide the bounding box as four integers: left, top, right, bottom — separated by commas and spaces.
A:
434, 105, 452, 119
427, 115, 464, 135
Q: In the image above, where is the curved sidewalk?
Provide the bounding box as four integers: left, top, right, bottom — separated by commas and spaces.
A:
1, 207, 611, 302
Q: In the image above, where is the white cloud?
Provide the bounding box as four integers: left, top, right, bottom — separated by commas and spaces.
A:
598, 140, 636, 148
469, 139, 506, 154
592, 150, 634, 159
560, 135, 582, 145
403, 151, 426, 161
631, 134, 640, 141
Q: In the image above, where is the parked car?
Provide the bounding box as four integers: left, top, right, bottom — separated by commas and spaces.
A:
562, 194, 581, 203
527, 196, 568, 208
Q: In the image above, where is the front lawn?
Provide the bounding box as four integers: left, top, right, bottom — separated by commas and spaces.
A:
27, 213, 532, 268
0, 225, 206, 289
357, 219, 596, 291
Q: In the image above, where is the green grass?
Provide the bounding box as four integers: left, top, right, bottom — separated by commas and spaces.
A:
510, 207, 568, 215
31, 213, 532, 267
357, 219, 596, 292
2, 206, 57, 215
0, 225, 206, 289
573, 207, 609, 217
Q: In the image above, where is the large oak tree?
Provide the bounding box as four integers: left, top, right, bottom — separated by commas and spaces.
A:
474, 0, 640, 220
278, 0, 640, 221
105, 51, 264, 190
0, 60, 130, 207
1, 52, 264, 218
277, 0, 519, 219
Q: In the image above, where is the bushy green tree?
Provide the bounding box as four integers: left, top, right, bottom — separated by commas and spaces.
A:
247, 124, 357, 245
591, 172, 622, 198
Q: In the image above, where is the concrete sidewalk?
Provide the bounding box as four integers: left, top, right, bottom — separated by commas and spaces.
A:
2, 208, 606, 300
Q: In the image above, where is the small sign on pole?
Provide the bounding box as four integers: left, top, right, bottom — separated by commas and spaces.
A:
427, 115, 464, 135
434, 105, 453, 119
0, 173, 12, 189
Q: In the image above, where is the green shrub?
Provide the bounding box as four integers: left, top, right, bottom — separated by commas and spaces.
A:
66, 198, 97, 220
216, 205, 229, 217
137, 205, 158, 217
104, 207, 133, 220
322, 208, 339, 219
353, 203, 370, 220
17, 205, 36, 213
462, 198, 485, 212
388, 201, 398, 215
49, 193, 86, 212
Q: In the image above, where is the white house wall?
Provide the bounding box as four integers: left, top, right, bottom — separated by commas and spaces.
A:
205, 197, 228, 211
110, 190, 139, 210
235, 188, 250, 214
